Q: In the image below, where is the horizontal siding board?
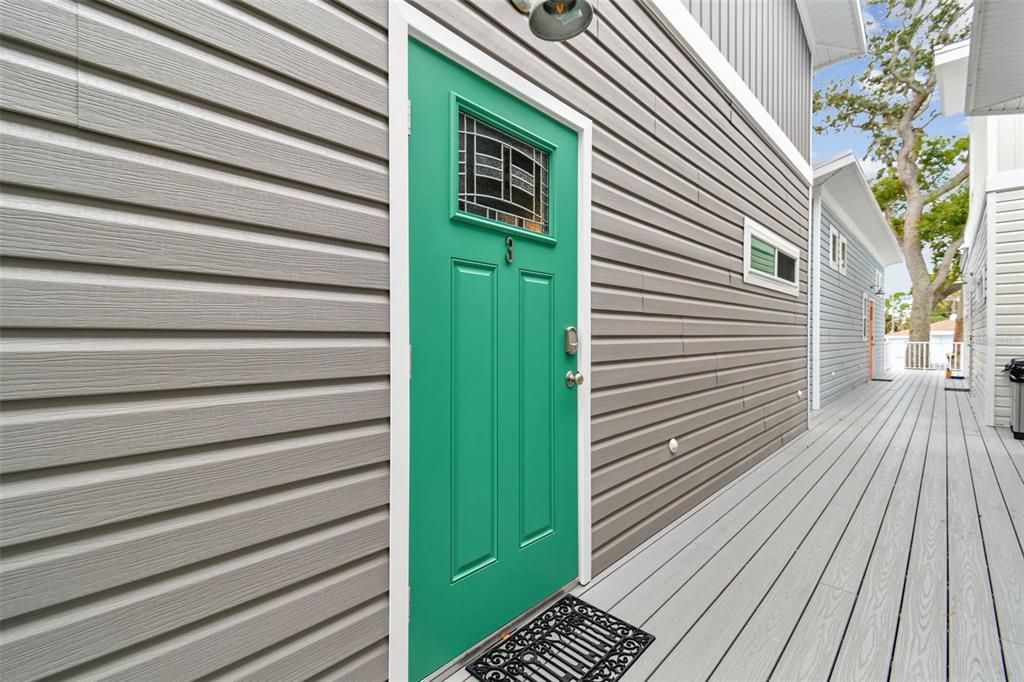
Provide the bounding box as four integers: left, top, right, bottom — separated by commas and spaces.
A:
0, 266, 388, 332
0, 337, 387, 400
1, 381, 388, 471
76, 4, 387, 156
239, 0, 387, 71
0, 469, 388, 619
97, 0, 386, 113
0, 516, 387, 679
75, 75, 388, 199
0, 423, 388, 542
0, 200, 388, 289
71, 556, 389, 681
1, 122, 388, 245
0, 47, 78, 125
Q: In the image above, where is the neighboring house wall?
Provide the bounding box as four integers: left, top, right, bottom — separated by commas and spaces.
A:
682, 0, 812, 159
817, 202, 884, 407
966, 205, 991, 422
994, 186, 1024, 425
0, 1, 390, 679
0, 0, 811, 678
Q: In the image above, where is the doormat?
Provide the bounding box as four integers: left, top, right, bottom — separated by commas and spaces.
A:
466, 594, 655, 681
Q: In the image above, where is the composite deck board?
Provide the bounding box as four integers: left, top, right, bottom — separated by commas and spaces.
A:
552, 371, 1024, 682
577, 378, 902, 609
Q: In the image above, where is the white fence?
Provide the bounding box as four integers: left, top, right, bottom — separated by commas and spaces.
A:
884, 337, 964, 371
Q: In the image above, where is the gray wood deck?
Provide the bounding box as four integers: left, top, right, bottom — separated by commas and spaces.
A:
441, 371, 1024, 682
573, 370, 1024, 681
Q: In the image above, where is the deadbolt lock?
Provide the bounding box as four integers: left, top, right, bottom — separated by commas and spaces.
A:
564, 326, 579, 355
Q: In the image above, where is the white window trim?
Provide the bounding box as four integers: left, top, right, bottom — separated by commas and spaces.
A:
828, 225, 840, 270
743, 217, 800, 296
838, 235, 849, 275
861, 292, 869, 341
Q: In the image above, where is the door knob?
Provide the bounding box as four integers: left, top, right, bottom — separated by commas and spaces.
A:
565, 371, 584, 388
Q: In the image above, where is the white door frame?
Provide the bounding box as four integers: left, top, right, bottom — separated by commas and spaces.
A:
387, 3, 593, 678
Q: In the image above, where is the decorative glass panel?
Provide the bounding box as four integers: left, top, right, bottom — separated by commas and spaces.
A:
459, 112, 549, 234
750, 236, 776, 275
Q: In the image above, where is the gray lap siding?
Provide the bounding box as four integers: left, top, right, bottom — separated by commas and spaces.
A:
0, 0, 810, 678
818, 203, 885, 407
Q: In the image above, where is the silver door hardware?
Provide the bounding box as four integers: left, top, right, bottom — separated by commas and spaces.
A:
565, 371, 584, 388
564, 326, 579, 356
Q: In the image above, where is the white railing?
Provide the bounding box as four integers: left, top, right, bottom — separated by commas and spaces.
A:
885, 338, 966, 371
948, 342, 964, 373
904, 341, 933, 370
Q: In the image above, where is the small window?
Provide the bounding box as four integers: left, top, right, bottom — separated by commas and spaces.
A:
458, 111, 549, 234
875, 270, 883, 292
828, 226, 840, 270
743, 218, 800, 296
838, 236, 849, 275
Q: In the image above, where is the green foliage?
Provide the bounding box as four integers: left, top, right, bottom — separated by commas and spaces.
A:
885, 291, 912, 332
815, 0, 972, 331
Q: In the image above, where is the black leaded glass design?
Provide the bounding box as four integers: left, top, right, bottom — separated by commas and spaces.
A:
459, 111, 550, 234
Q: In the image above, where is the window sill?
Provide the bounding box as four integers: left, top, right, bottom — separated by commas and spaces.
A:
743, 269, 799, 297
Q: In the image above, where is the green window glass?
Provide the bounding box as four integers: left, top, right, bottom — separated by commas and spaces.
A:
750, 236, 776, 275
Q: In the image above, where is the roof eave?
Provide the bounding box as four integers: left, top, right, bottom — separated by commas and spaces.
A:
796, 0, 868, 71
813, 152, 904, 266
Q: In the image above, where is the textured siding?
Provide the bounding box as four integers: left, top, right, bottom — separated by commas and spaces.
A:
994, 186, 1024, 426
0, 0, 812, 677
0, 0, 389, 680
817, 203, 885, 408
408, 0, 811, 575
966, 203, 991, 421
681, 0, 812, 159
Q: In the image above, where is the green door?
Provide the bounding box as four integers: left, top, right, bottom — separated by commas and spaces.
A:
408, 39, 580, 680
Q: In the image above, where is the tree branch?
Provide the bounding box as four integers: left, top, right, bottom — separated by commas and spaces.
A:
923, 165, 969, 204
929, 235, 965, 297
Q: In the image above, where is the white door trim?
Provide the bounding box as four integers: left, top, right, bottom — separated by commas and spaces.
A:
388, 3, 593, 678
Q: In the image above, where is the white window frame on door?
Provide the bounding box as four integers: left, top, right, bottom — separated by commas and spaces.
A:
388, 4, 593, 679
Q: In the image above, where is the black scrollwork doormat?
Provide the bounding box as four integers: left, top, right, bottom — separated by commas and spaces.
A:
465, 594, 655, 681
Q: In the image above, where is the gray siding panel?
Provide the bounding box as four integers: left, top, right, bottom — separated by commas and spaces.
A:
0, 0, 388, 680
818, 203, 885, 408
0, 0, 811, 677
681, 0, 812, 159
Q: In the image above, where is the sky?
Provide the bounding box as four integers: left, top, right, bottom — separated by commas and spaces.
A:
811, 1, 968, 296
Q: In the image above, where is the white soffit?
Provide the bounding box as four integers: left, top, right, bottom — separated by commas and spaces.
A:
935, 40, 970, 116
795, 0, 868, 70
814, 152, 903, 265
966, 0, 1024, 115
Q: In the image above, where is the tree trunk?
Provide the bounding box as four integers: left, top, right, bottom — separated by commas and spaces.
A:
909, 288, 932, 342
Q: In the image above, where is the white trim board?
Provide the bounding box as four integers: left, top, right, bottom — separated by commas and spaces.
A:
644, 0, 813, 183
388, 3, 594, 679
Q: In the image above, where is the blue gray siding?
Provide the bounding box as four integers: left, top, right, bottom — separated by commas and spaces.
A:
817, 203, 885, 408
681, 0, 812, 159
